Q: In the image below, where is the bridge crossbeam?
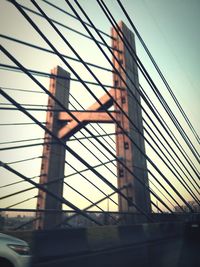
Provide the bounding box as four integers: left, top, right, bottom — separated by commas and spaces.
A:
58, 89, 115, 139
58, 111, 117, 123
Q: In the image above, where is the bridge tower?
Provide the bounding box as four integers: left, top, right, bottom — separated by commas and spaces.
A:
112, 21, 151, 214
35, 22, 151, 229
35, 66, 70, 230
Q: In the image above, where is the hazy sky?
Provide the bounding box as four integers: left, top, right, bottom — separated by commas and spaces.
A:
0, 0, 199, 215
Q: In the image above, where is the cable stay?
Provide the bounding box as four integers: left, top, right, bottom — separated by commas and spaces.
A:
143, 118, 200, 194
5, 156, 42, 165
1, 41, 175, 216
0, 34, 113, 73
143, 124, 200, 203
0, 86, 45, 94
69, 132, 118, 142
0, 63, 123, 89
6, 0, 120, 52
61, 0, 195, 211
1, 4, 192, 213
140, 85, 200, 179
64, 181, 118, 223
41, 0, 114, 40
0, 107, 68, 112
0, 175, 42, 189
0, 141, 55, 151
98, 0, 200, 163
81, 0, 200, 182
0, 161, 103, 225
0, 0, 200, 224
0, 186, 36, 201
0, 83, 153, 221
13, 217, 41, 231
116, 0, 200, 146
0, 122, 46, 126
0, 102, 48, 107
68, 99, 117, 160
95, 0, 200, 174
6, 195, 38, 209
69, 93, 116, 148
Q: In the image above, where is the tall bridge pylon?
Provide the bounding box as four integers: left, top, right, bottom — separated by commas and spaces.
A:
112, 21, 151, 214
35, 66, 70, 230
36, 22, 151, 229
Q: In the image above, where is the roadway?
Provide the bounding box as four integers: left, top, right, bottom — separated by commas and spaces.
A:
31, 222, 200, 267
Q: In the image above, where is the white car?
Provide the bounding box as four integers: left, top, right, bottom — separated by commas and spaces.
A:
0, 233, 30, 267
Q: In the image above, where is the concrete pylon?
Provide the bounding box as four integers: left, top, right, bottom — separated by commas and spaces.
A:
35, 21, 151, 229
35, 66, 70, 229
112, 21, 151, 215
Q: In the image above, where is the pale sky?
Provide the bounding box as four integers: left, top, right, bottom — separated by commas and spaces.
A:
0, 0, 199, 216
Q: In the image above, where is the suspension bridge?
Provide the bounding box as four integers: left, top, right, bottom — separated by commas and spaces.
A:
0, 0, 199, 266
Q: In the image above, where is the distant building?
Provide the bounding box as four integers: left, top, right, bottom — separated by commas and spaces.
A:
174, 201, 200, 213
0, 212, 5, 230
